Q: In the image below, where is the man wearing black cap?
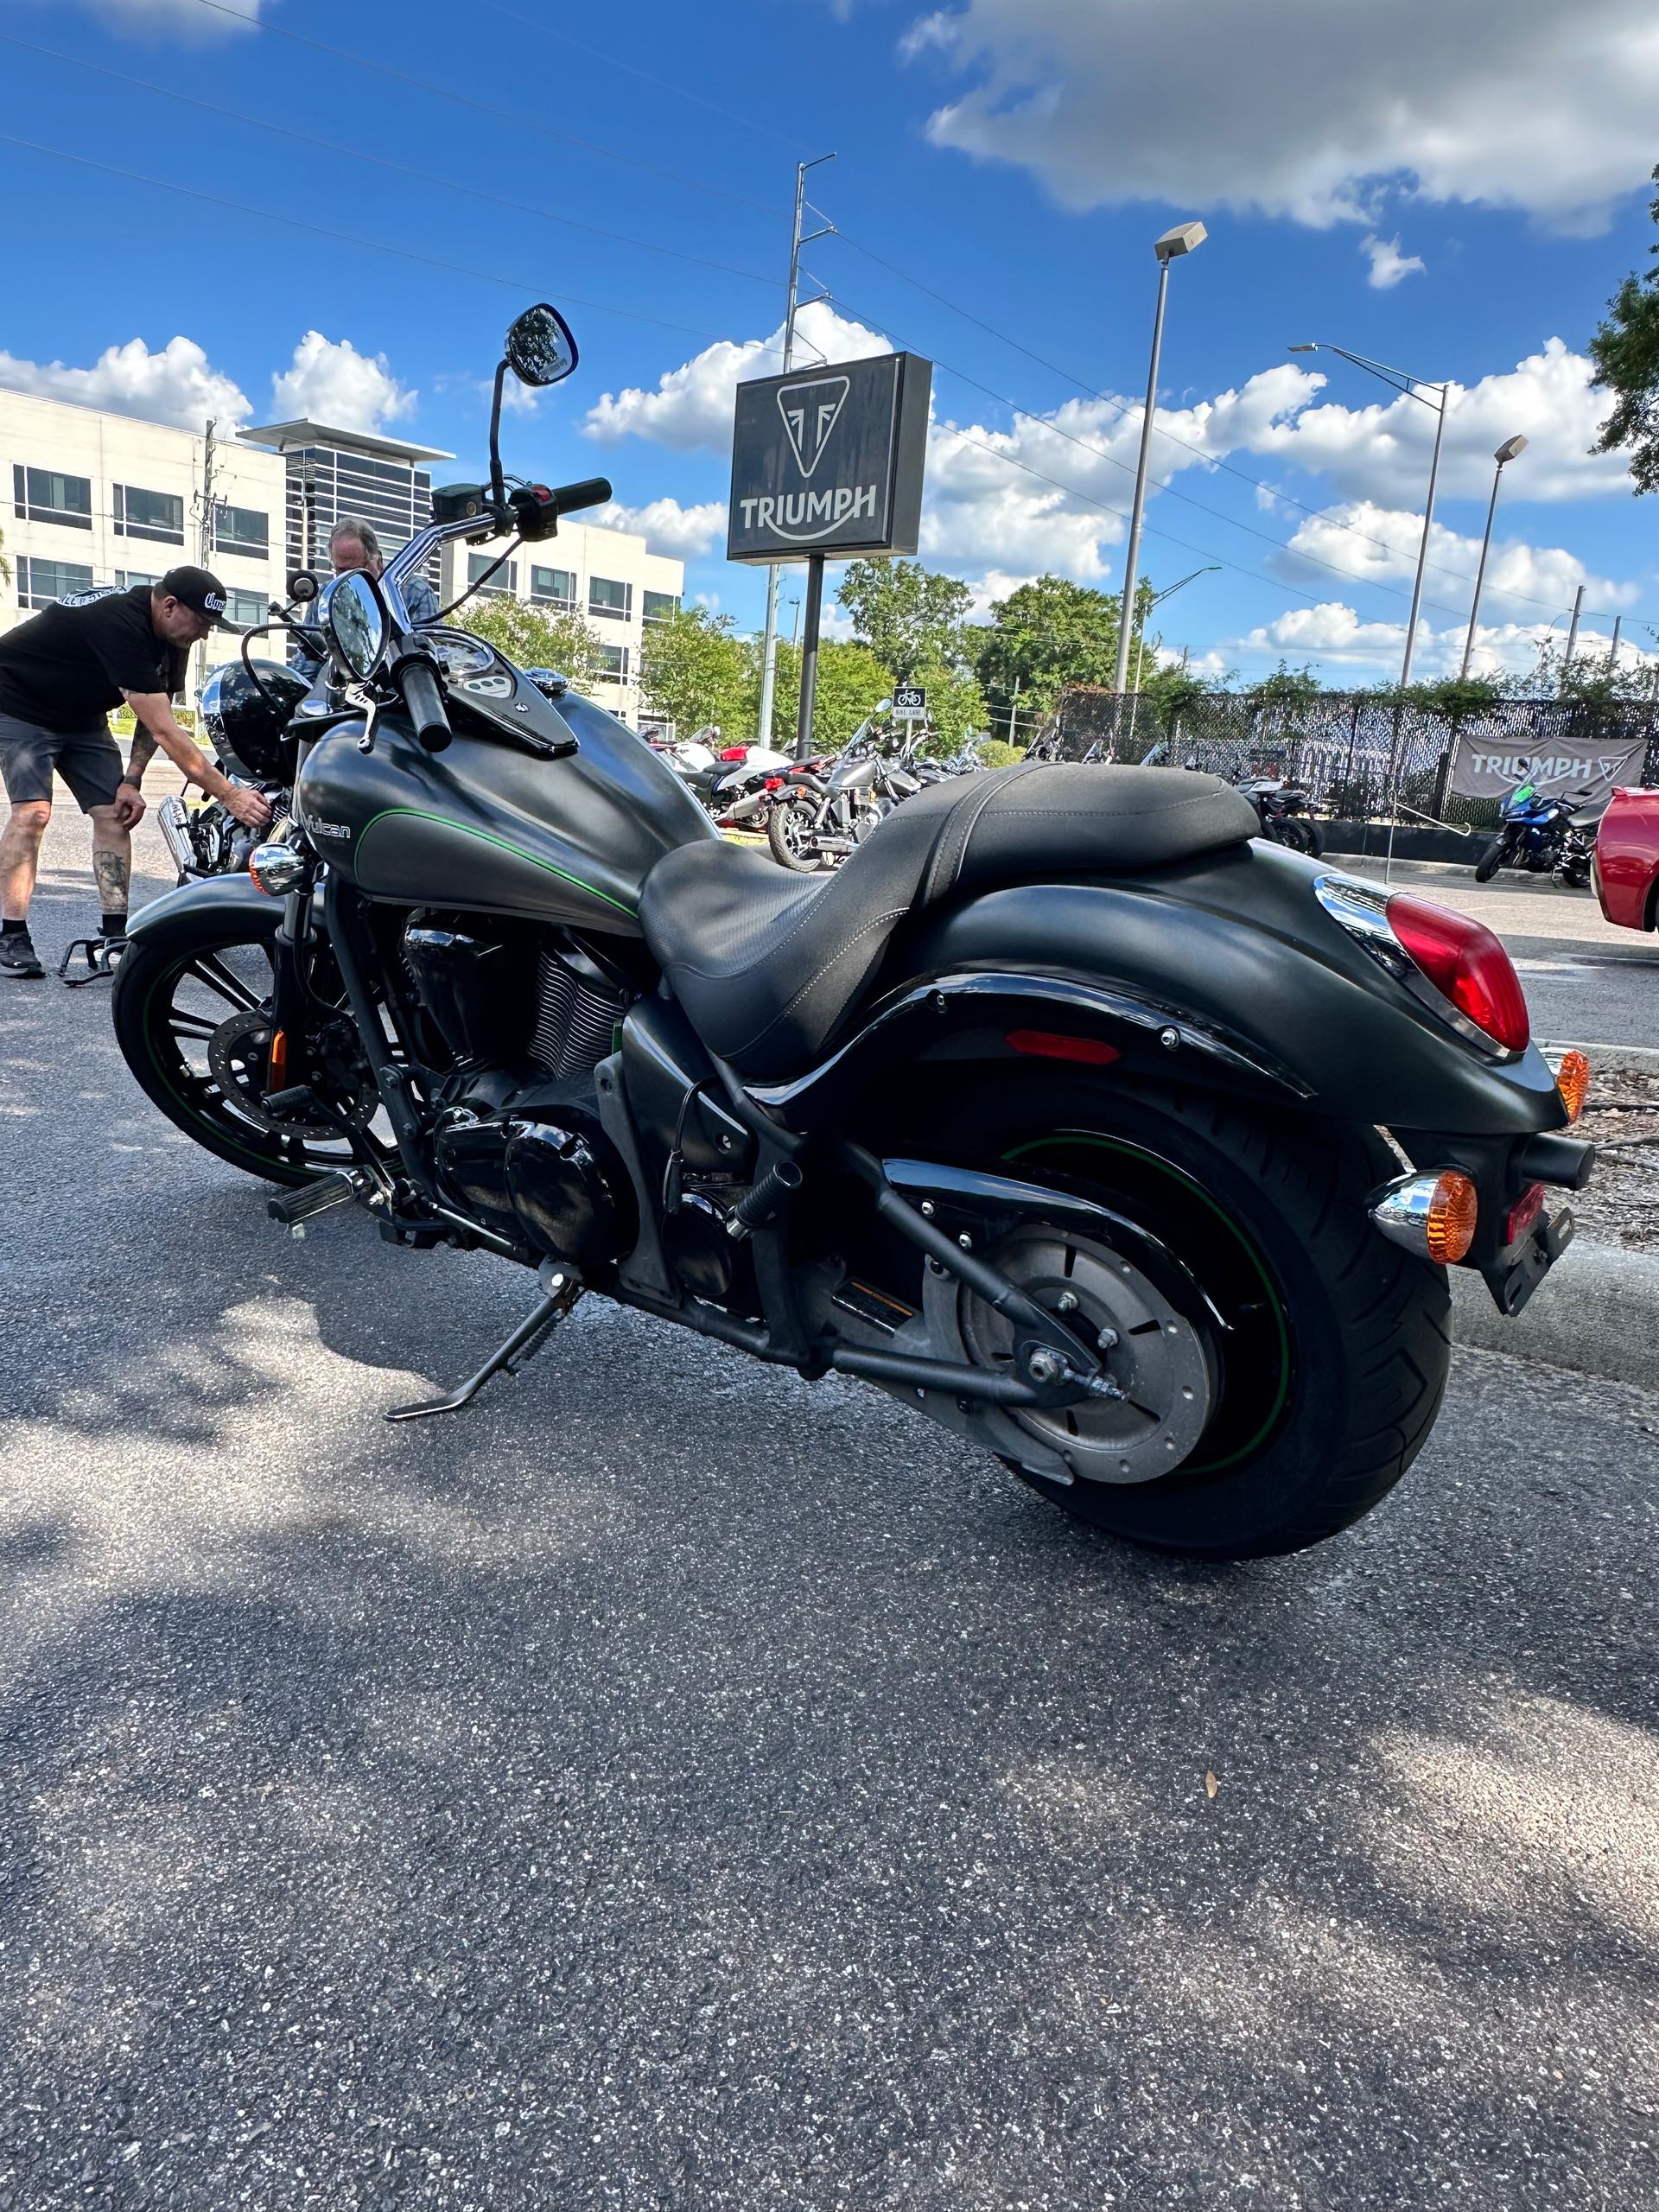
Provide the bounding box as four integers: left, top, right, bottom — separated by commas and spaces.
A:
0, 566, 271, 978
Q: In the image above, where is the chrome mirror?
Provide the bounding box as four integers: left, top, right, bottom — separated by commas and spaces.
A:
323, 569, 389, 680
504, 303, 579, 388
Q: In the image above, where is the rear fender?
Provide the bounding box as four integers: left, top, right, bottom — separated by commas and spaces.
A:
758, 861, 1567, 1140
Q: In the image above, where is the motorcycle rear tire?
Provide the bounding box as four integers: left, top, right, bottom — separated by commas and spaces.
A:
927, 1077, 1451, 1559
1474, 836, 1507, 883
1268, 817, 1314, 855
767, 795, 824, 873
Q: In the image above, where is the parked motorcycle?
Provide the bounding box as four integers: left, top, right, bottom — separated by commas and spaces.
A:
1475, 782, 1598, 887
113, 301, 1593, 1562
1233, 772, 1324, 856
766, 712, 926, 870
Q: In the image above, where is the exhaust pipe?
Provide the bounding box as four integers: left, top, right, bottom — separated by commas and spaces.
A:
155, 794, 198, 878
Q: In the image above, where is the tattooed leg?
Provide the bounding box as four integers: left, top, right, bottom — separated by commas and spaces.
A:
89, 806, 132, 926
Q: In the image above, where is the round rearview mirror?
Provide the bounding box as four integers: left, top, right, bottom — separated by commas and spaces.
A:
504, 302, 579, 389
322, 570, 389, 679
288, 568, 321, 604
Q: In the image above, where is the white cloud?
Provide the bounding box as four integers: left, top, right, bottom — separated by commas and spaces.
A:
582, 302, 890, 453
1249, 340, 1631, 504
270, 331, 416, 434
0, 334, 251, 429
29, 0, 264, 33
1231, 601, 1652, 682
909, 0, 1659, 232
592, 497, 728, 560
1278, 501, 1635, 620
1363, 235, 1426, 290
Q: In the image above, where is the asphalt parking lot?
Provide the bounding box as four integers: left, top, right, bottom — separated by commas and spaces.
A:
2, 811, 1656, 2210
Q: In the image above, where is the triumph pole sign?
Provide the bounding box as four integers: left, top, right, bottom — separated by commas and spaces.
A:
727, 351, 932, 563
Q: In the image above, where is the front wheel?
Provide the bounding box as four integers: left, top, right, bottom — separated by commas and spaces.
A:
918, 1078, 1452, 1558
1268, 814, 1314, 854
1474, 834, 1508, 882
112, 899, 375, 1186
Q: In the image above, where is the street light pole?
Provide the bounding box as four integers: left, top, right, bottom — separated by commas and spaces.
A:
1113, 222, 1207, 722
1459, 433, 1528, 679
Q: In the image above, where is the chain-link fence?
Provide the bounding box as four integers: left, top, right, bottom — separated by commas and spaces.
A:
1028, 687, 1659, 832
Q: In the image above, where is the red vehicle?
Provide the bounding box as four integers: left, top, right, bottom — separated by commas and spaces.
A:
1593, 786, 1659, 931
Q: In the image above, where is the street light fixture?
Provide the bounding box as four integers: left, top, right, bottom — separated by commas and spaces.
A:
1459, 433, 1529, 680
1286, 340, 1450, 690
1112, 219, 1209, 710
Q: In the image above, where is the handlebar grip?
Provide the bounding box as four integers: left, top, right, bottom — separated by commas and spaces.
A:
554, 476, 612, 517
399, 657, 453, 753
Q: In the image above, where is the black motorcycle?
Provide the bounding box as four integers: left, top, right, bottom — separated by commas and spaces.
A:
112, 303, 1592, 1561
766, 717, 924, 871
1234, 772, 1324, 856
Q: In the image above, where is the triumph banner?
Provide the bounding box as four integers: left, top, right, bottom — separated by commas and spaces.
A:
1446, 734, 1649, 809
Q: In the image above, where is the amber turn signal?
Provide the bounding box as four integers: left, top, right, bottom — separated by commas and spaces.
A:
1549, 1048, 1591, 1123
1369, 1168, 1479, 1266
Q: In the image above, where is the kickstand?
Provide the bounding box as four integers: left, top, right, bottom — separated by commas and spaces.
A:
58, 935, 124, 988
385, 1262, 582, 1423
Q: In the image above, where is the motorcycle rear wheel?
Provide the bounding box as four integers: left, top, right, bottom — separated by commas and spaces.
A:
113, 905, 368, 1186
926, 1077, 1451, 1558
767, 795, 824, 873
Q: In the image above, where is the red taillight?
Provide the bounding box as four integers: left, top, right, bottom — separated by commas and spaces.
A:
763, 776, 784, 791
1006, 1028, 1122, 1066
1386, 893, 1530, 1052
1504, 1182, 1546, 1249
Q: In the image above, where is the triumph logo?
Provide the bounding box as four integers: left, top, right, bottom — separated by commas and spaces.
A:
778, 375, 849, 479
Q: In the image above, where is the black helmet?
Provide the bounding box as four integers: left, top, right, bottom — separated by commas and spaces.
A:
199, 658, 308, 782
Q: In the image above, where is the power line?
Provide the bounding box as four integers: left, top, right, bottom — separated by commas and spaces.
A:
0, 32, 780, 293
181, 0, 779, 216
470, 0, 801, 149
0, 134, 764, 349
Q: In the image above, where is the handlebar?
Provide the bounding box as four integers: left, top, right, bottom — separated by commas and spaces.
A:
397, 653, 453, 753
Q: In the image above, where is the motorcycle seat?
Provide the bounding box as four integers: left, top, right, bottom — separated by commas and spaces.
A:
639, 763, 1258, 1081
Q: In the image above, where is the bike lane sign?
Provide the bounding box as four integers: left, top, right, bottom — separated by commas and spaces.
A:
893, 686, 927, 721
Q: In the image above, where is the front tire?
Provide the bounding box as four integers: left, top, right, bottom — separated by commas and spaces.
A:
1474, 834, 1507, 882
768, 795, 823, 872
924, 1078, 1452, 1559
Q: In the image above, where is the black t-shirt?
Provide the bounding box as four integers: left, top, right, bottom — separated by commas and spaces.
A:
0, 586, 187, 732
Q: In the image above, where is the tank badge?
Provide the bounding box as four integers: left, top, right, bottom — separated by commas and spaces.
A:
305, 816, 353, 842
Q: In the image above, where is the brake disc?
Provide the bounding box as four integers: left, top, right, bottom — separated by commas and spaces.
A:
926, 1224, 1215, 1484
207, 1010, 334, 1137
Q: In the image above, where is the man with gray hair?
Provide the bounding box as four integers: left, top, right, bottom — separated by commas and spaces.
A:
294, 516, 440, 671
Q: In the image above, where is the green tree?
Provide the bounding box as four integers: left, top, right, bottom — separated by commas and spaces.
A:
454, 594, 601, 686
1243, 661, 1321, 712
762, 638, 894, 750
970, 574, 1139, 725
638, 605, 750, 737
1588, 162, 1659, 492
836, 557, 973, 679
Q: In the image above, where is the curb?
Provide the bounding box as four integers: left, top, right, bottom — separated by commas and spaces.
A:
1451, 1236, 1659, 1390
1542, 1040, 1659, 1077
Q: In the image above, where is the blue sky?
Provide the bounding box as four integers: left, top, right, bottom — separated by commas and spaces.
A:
3, 0, 1657, 683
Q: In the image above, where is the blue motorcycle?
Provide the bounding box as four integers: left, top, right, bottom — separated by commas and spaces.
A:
1474, 781, 1596, 887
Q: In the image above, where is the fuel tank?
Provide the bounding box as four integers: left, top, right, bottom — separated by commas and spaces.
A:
295, 672, 716, 936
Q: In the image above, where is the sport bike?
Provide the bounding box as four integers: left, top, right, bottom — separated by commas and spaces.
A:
1475, 782, 1597, 887
1234, 772, 1323, 857
113, 304, 1593, 1560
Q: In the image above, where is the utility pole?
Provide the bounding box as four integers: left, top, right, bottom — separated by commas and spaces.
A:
194, 416, 218, 706
755, 154, 835, 750
1608, 614, 1623, 674
1560, 584, 1586, 694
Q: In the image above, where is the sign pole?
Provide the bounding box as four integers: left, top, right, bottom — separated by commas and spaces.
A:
796, 554, 826, 761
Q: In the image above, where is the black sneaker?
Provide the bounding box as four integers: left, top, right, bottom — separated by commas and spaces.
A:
0, 930, 45, 980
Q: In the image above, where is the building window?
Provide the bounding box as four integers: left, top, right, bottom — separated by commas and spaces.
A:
226, 588, 268, 627
16, 556, 96, 608
531, 565, 576, 611
468, 552, 518, 595
112, 484, 185, 545
13, 465, 92, 531
594, 643, 630, 682
643, 589, 679, 626
588, 575, 632, 621
213, 502, 270, 561
114, 569, 160, 590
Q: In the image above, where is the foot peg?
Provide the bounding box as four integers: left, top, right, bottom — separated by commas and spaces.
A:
385, 1262, 582, 1423
267, 1168, 370, 1235
58, 935, 124, 988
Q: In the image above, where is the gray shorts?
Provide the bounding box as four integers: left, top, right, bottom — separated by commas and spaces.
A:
0, 713, 124, 812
